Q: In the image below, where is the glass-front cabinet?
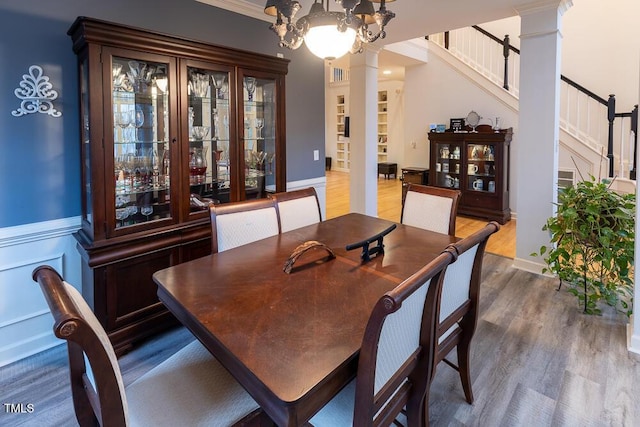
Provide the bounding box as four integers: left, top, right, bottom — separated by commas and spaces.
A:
428, 128, 512, 224
110, 52, 175, 232
69, 17, 288, 353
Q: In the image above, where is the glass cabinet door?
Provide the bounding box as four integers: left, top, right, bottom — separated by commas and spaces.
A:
110, 54, 174, 232
185, 64, 234, 212
434, 142, 461, 189
467, 143, 496, 193
241, 73, 278, 199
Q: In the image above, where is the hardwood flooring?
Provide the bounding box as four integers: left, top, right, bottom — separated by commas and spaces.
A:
2, 255, 638, 426
325, 170, 516, 258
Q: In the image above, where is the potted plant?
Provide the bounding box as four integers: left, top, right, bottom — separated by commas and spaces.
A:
533, 176, 635, 316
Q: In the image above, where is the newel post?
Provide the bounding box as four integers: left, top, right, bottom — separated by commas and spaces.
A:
503, 35, 510, 91
607, 94, 616, 177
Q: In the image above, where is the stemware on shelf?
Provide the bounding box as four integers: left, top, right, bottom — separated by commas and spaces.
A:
115, 110, 133, 142
141, 205, 153, 221
189, 72, 210, 98
212, 74, 226, 99
255, 118, 264, 139
245, 77, 256, 101
134, 108, 145, 141
116, 207, 130, 227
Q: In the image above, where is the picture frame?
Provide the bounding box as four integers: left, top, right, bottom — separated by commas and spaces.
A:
449, 118, 465, 132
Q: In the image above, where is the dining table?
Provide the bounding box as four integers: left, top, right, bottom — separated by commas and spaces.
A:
153, 213, 457, 427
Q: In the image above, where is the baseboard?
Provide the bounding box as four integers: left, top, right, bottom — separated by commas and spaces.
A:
628, 317, 640, 358
512, 256, 546, 275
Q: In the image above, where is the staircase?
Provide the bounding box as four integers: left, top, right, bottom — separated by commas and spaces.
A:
428, 26, 638, 193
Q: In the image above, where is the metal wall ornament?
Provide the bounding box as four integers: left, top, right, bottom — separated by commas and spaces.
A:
12, 65, 62, 117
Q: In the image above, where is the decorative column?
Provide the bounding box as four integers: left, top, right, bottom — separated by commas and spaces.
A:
513, 0, 572, 272
348, 48, 379, 216
629, 63, 640, 356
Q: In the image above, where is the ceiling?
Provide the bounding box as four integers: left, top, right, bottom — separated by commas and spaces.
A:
195, 0, 555, 79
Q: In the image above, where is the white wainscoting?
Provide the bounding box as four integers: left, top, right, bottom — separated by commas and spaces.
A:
286, 176, 328, 220
0, 217, 82, 367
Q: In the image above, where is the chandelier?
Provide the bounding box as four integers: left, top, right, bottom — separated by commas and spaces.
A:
264, 0, 396, 60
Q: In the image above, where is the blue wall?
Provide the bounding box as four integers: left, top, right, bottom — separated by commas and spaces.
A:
0, 0, 325, 228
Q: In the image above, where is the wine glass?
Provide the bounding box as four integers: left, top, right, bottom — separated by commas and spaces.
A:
245, 77, 256, 101
141, 205, 153, 221
134, 108, 144, 141
266, 152, 275, 174
116, 207, 130, 228
151, 149, 161, 188
115, 111, 133, 142
213, 74, 226, 99
255, 118, 264, 139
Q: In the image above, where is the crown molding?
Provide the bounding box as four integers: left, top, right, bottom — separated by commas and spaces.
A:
195, 0, 271, 22
515, 0, 573, 17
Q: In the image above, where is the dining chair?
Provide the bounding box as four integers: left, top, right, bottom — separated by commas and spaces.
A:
32, 265, 260, 427
310, 251, 455, 427
209, 198, 280, 252
432, 221, 500, 407
269, 187, 322, 232
401, 184, 461, 235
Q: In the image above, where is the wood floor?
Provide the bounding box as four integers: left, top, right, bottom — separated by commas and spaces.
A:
2, 254, 638, 426
3, 175, 637, 426
325, 170, 516, 258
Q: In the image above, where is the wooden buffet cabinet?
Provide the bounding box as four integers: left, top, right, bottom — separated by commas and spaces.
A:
68, 17, 288, 354
428, 128, 512, 224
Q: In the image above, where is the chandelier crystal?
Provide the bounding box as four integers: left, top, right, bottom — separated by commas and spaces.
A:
265, 0, 396, 60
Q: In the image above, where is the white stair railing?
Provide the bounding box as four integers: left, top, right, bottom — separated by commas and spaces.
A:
429, 27, 637, 181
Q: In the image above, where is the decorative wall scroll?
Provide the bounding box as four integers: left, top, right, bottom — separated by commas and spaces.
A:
12, 65, 62, 117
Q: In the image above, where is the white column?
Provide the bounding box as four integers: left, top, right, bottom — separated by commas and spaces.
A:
629, 54, 640, 355
349, 48, 379, 216
513, 1, 572, 272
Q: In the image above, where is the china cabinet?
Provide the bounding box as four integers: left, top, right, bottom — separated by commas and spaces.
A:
68, 17, 288, 353
428, 128, 512, 224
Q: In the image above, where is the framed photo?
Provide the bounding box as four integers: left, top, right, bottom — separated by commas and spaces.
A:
449, 118, 465, 132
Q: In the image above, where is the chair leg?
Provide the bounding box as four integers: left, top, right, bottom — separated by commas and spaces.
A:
423, 388, 431, 427
456, 337, 474, 404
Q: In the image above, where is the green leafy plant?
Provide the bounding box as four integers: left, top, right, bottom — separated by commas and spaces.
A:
532, 176, 635, 316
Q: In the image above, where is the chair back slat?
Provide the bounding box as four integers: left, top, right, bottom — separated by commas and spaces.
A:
209, 198, 280, 252
270, 187, 322, 232
401, 184, 461, 235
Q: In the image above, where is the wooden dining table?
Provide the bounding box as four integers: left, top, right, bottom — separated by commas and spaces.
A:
153, 213, 457, 427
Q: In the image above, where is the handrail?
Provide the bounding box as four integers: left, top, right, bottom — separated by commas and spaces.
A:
438, 25, 637, 180
561, 75, 608, 106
